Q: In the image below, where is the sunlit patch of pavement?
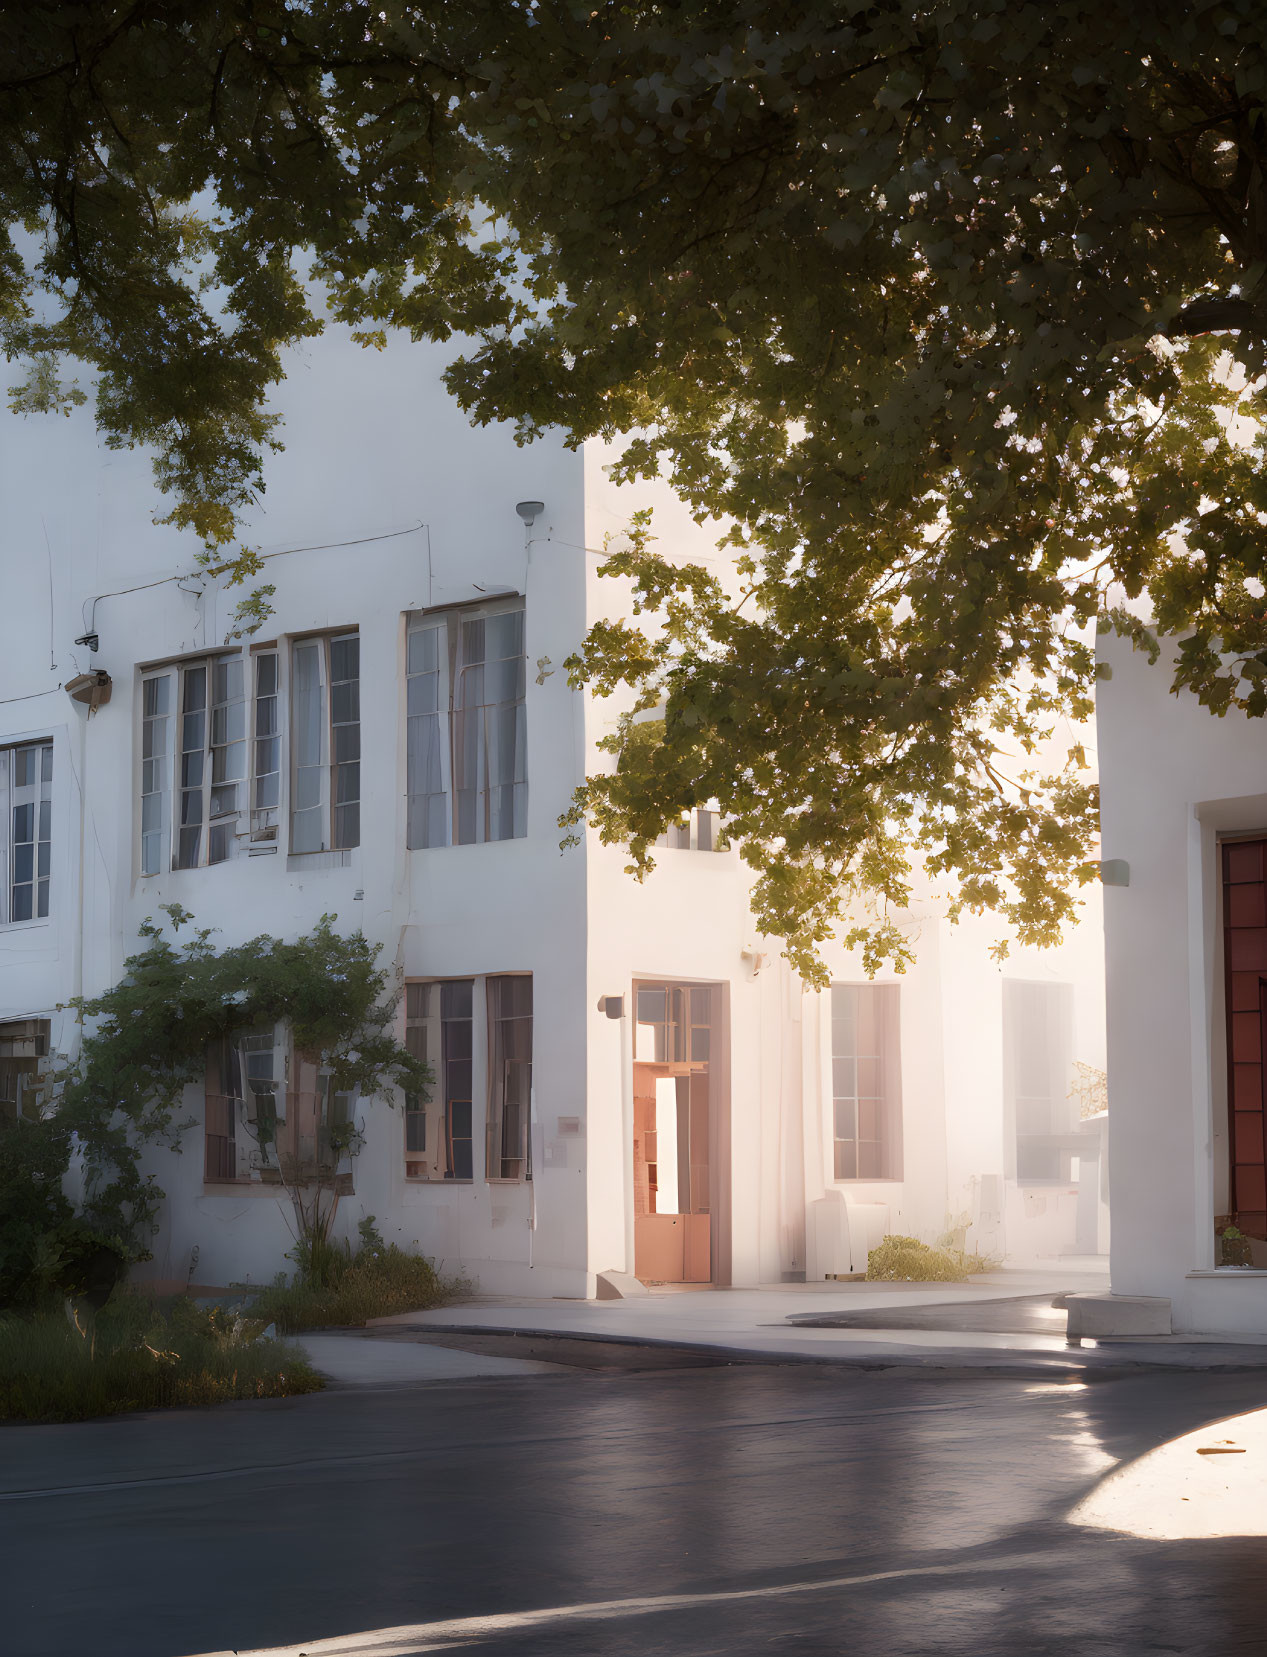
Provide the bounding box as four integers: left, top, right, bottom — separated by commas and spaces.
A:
1069, 1403, 1267, 1539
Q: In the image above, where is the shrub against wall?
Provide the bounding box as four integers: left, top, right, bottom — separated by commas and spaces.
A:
0, 907, 429, 1307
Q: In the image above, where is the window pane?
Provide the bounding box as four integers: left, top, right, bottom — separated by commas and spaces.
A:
330, 634, 360, 850
291, 641, 326, 852
330, 635, 359, 683
830, 984, 898, 1180
144, 676, 171, 717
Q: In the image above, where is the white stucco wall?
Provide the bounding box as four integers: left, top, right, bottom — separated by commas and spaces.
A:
0, 322, 1108, 1300
1098, 630, 1267, 1332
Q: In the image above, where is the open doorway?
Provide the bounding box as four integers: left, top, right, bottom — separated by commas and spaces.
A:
632, 981, 723, 1283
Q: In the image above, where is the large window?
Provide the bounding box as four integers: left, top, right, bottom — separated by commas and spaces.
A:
204, 1025, 355, 1187
406, 600, 526, 848
141, 633, 358, 873
404, 974, 534, 1182
0, 741, 52, 922
1003, 980, 1076, 1183
0, 1018, 51, 1125
830, 983, 901, 1180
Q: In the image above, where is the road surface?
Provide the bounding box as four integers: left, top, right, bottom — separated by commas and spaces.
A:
4, 1359, 1266, 1656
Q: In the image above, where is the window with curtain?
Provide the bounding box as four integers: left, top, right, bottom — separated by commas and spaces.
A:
0, 741, 53, 922
142, 648, 280, 873
831, 983, 901, 1180
404, 980, 474, 1180
291, 631, 360, 854
405, 600, 526, 848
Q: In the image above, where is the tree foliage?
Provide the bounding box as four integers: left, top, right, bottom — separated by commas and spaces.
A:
4, 4, 1267, 968
0, 907, 426, 1305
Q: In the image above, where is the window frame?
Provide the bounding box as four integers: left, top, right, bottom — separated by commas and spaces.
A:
1002, 978, 1078, 1187
655, 806, 727, 853
289, 629, 360, 855
0, 1017, 52, 1125
829, 982, 903, 1182
203, 1023, 358, 1189
139, 631, 359, 874
404, 977, 477, 1182
141, 649, 253, 873
0, 739, 53, 925
403, 972, 534, 1184
486, 974, 533, 1183
405, 596, 527, 850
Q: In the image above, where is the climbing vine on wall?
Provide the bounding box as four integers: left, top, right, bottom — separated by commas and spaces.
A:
2, 906, 428, 1301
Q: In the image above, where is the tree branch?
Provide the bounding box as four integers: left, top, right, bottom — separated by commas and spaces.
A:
1168, 294, 1260, 337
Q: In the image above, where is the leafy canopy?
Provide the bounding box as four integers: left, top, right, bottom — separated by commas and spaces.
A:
5, 4, 1267, 970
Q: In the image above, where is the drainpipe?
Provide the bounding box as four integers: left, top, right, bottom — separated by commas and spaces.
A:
621, 1006, 635, 1276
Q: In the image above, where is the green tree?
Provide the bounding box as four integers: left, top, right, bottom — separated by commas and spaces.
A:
0, 907, 428, 1305
4, 3, 1267, 970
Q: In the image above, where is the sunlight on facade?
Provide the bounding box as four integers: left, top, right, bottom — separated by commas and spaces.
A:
1069, 1407, 1267, 1538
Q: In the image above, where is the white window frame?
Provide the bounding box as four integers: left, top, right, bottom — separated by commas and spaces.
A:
0, 739, 53, 924
402, 971, 534, 1185
828, 982, 903, 1182
140, 633, 359, 873
141, 650, 252, 873
405, 598, 527, 849
290, 630, 360, 855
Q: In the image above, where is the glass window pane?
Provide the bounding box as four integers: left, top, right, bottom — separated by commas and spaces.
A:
330, 635, 359, 682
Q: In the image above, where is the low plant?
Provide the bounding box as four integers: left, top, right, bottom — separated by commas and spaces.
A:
0, 1290, 322, 1423
0, 908, 433, 1314
242, 1216, 462, 1333
866, 1234, 982, 1283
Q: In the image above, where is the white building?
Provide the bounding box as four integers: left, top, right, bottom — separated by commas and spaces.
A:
0, 328, 1106, 1298
1098, 630, 1267, 1334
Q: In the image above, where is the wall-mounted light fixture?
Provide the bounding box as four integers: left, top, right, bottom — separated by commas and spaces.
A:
64, 670, 112, 711
1098, 859, 1130, 888
516, 500, 545, 527
598, 995, 624, 1019
74, 631, 99, 653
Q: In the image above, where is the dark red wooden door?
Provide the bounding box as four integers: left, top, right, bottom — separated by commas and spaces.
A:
1223, 838, 1267, 1237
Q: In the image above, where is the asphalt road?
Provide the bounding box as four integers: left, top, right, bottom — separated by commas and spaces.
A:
4, 1361, 1267, 1657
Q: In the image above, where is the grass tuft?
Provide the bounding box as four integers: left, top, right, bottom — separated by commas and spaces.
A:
242, 1238, 464, 1334
866, 1234, 995, 1282
0, 1292, 322, 1423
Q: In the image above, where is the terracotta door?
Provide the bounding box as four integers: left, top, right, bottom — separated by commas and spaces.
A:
632, 983, 716, 1282
1223, 838, 1267, 1238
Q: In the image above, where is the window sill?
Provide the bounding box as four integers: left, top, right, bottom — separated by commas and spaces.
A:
1186, 1268, 1267, 1279
404, 1176, 473, 1185
200, 1180, 283, 1197
407, 836, 531, 854
0, 917, 52, 934
286, 849, 353, 870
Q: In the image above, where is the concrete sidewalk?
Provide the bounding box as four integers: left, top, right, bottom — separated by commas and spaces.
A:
295, 1331, 567, 1385
343, 1268, 1267, 1376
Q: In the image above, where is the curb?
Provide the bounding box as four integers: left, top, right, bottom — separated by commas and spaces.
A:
371, 1321, 1267, 1378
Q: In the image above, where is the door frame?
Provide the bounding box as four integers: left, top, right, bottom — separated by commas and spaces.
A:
630, 976, 731, 1286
